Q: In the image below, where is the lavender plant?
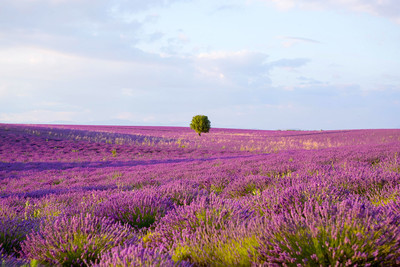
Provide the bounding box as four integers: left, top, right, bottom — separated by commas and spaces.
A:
0, 196, 30, 220
256, 198, 400, 265
247, 179, 350, 217
0, 218, 39, 256
21, 213, 136, 266
158, 180, 208, 206
143, 195, 253, 254
95, 189, 174, 230
170, 219, 260, 266
0, 245, 29, 267
222, 175, 272, 198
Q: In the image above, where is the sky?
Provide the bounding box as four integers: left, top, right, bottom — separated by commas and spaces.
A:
0, 0, 399, 130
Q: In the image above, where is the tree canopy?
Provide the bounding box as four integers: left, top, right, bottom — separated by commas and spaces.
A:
190, 115, 211, 136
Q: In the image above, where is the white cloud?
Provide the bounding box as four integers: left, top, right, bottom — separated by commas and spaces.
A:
195, 50, 270, 87
0, 110, 78, 123
265, 0, 296, 10
0, 46, 96, 85
269, 58, 310, 69
0, 0, 191, 63
259, 0, 400, 23
279, 36, 321, 48
120, 88, 151, 98
197, 50, 255, 60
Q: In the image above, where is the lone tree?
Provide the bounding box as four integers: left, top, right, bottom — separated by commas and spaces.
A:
190, 115, 211, 136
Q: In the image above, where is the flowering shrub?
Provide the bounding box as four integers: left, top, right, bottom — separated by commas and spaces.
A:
21, 213, 136, 266
247, 179, 350, 217
256, 198, 400, 265
158, 180, 208, 206
171, 219, 260, 266
143, 195, 253, 259
0, 218, 39, 255
222, 175, 272, 198
0, 245, 28, 266
95, 189, 174, 230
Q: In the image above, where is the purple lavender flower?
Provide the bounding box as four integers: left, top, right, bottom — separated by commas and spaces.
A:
21, 213, 136, 266
169, 218, 260, 266
94, 189, 174, 230
143, 195, 253, 252
256, 198, 400, 265
158, 180, 208, 206
95, 244, 192, 267
0, 218, 39, 255
222, 175, 272, 198
0, 245, 28, 267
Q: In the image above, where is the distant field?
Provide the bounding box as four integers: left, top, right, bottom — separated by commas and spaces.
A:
1, 124, 400, 266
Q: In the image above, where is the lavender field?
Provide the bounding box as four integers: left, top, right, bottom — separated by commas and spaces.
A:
1, 124, 400, 266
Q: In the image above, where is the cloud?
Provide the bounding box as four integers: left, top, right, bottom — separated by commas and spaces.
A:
259, 0, 400, 23
212, 4, 243, 13
0, 0, 189, 62
195, 50, 309, 88
195, 50, 269, 87
239, 83, 400, 129
160, 31, 191, 56
146, 32, 164, 43
0, 110, 79, 124
279, 36, 321, 48
297, 76, 326, 86
0, 42, 314, 126
269, 58, 310, 69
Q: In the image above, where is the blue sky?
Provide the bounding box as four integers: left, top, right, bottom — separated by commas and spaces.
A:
0, 0, 399, 130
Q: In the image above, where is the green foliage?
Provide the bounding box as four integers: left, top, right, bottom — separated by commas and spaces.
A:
190, 115, 211, 136
24, 199, 62, 220
171, 226, 260, 266
210, 184, 225, 195
120, 207, 158, 229
29, 259, 39, 267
